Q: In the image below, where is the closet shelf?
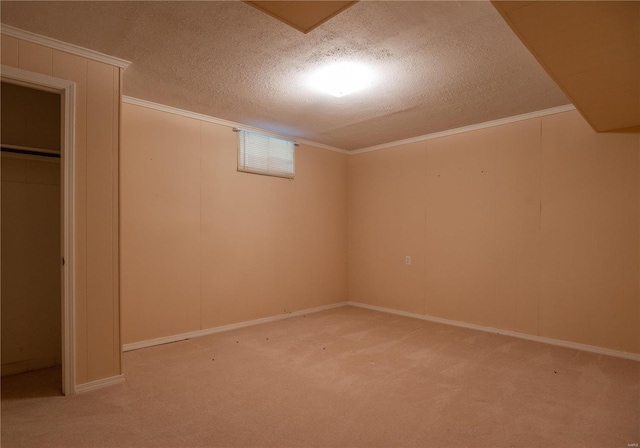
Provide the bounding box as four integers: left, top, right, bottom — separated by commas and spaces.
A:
1, 144, 60, 158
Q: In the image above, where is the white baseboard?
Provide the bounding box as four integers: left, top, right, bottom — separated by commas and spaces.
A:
346, 301, 640, 362
122, 300, 639, 362
75, 374, 126, 394
123, 302, 348, 352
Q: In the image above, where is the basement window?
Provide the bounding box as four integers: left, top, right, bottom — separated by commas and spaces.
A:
237, 130, 295, 179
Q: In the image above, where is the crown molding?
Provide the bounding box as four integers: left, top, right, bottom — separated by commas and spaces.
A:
1, 24, 130, 69
350, 104, 577, 155
296, 137, 349, 154
122, 96, 349, 154
123, 97, 575, 156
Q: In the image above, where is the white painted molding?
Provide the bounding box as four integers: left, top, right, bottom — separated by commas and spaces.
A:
1, 24, 130, 69
346, 302, 640, 362
61, 74, 77, 398
124, 96, 577, 155
1, 64, 71, 91
296, 138, 348, 154
75, 375, 126, 394
122, 96, 349, 155
123, 302, 348, 352
124, 300, 639, 361
124, 300, 638, 361
350, 104, 577, 155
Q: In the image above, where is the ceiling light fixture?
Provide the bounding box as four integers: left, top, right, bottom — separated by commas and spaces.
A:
307, 62, 375, 98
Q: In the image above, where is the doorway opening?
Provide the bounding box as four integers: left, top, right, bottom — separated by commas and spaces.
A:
1, 65, 76, 396
1, 81, 62, 397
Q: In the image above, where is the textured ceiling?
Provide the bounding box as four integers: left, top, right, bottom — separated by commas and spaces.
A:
1, 1, 569, 150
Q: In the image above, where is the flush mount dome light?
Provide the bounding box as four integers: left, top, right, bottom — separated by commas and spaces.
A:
308, 62, 375, 97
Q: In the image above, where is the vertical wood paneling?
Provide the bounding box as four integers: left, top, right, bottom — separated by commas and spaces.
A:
539, 112, 640, 353
122, 105, 348, 343
423, 120, 541, 334
348, 142, 426, 315
120, 105, 201, 343
18, 40, 53, 76
85, 60, 115, 381
348, 110, 640, 354
1, 34, 19, 67
200, 121, 297, 327
52, 49, 90, 385
5, 37, 121, 386
288, 145, 348, 312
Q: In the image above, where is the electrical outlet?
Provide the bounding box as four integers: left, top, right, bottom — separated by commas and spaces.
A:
405, 256, 411, 265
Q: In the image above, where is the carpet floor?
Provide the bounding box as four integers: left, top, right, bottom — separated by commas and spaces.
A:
1, 305, 638, 447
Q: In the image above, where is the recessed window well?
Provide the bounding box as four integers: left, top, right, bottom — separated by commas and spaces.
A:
307, 62, 375, 98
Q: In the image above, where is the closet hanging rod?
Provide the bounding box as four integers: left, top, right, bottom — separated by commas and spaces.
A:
1, 144, 61, 159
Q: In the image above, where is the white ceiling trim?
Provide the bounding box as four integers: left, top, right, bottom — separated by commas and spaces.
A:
124, 96, 577, 155
247, 133, 345, 155
0, 24, 131, 69
122, 96, 350, 154
350, 104, 577, 155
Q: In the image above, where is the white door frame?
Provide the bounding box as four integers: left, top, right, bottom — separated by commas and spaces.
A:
1, 64, 76, 396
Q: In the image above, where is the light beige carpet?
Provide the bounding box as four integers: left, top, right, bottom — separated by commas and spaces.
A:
2, 306, 638, 447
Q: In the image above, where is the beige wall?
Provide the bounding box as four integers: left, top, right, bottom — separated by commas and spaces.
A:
121, 104, 348, 344
1, 34, 122, 385
349, 110, 640, 354
539, 112, 639, 352
1, 155, 61, 376
4, 33, 635, 373
123, 105, 638, 355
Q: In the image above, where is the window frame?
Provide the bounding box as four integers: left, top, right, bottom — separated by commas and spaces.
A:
237, 129, 296, 179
